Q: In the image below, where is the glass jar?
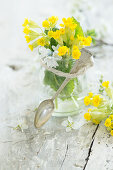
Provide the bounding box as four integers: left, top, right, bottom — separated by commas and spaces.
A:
38, 58, 87, 117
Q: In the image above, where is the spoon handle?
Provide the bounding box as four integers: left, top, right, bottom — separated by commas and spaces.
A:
52, 78, 70, 100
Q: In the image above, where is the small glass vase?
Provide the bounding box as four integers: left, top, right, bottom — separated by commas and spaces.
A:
38, 58, 87, 117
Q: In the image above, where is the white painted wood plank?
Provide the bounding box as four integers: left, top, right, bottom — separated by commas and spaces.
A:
85, 124, 113, 170
0, 62, 97, 170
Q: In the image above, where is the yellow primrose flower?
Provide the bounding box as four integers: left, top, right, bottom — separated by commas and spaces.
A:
104, 118, 111, 127
48, 31, 54, 37
69, 23, 77, 30
48, 16, 58, 24
62, 18, 67, 25
58, 46, 69, 56
92, 95, 101, 107
111, 130, 113, 136
92, 119, 100, 125
42, 20, 50, 29
37, 37, 45, 46
84, 113, 91, 121
25, 35, 30, 43
22, 18, 29, 27
62, 17, 75, 28
72, 49, 81, 59
62, 17, 77, 31
102, 81, 109, 88
72, 46, 81, 59
28, 44, 33, 51
88, 92, 93, 98
82, 36, 92, 46
84, 96, 91, 106
77, 35, 84, 41
28, 40, 38, 51
77, 35, 92, 46
59, 28, 65, 34
23, 26, 30, 35
109, 115, 113, 120
52, 30, 61, 39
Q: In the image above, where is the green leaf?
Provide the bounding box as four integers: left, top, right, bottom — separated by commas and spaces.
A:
72, 16, 84, 38
50, 37, 58, 48
85, 29, 97, 37
92, 38, 96, 45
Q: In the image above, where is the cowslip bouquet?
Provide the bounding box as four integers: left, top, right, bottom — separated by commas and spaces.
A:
84, 80, 113, 136
23, 16, 92, 99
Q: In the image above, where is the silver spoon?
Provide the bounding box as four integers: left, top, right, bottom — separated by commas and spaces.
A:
34, 49, 93, 128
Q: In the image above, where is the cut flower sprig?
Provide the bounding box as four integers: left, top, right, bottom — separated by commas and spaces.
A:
84, 80, 113, 136
23, 16, 92, 60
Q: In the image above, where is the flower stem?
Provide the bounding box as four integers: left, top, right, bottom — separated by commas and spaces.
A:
55, 97, 58, 109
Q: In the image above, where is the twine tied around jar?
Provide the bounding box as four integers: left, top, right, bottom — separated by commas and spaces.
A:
40, 48, 94, 79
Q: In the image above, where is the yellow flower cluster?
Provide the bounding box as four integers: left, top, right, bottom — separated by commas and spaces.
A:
23, 16, 92, 59
48, 30, 61, 40
105, 118, 111, 127
84, 92, 101, 107
104, 115, 113, 136
72, 45, 81, 59
48, 28, 65, 40
58, 46, 69, 56
42, 20, 50, 29
42, 16, 58, 29
102, 81, 109, 88
84, 92, 102, 124
37, 37, 45, 46
92, 95, 101, 107
84, 109, 100, 124
84, 112, 91, 121
23, 18, 49, 50
77, 35, 92, 46
84, 80, 113, 136
61, 17, 77, 30
84, 96, 91, 106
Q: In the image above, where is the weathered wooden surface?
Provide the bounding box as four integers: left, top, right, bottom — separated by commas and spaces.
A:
0, 0, 113, 169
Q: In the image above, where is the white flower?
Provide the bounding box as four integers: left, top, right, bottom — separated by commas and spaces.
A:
52, 45, 60, 51
38, 45, 62, 68
43, 56, 58, 68
43, 56, 62, 68
38, 46, 51, 58
61, 116, 76, 132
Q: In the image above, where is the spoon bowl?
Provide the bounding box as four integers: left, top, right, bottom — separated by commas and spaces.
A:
34, 99, 54, 128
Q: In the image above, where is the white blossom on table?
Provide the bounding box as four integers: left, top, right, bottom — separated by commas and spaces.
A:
61, 116, 76, 132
